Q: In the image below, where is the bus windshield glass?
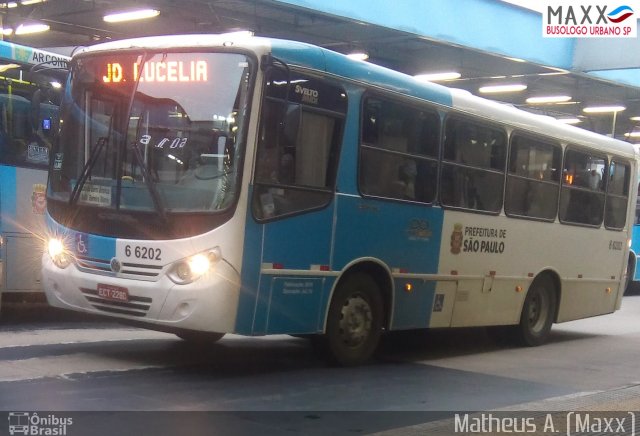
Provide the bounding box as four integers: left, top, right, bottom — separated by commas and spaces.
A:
49, 51, 252, 215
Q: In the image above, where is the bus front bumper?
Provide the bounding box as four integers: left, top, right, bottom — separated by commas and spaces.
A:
42, 254, 240, 334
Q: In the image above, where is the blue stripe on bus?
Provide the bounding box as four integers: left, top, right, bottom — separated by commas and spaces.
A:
332, 195, 444, 330
235, 45, 451, 334
393, 278, 438, 330
236, 193, 446, 334
236, 185, 336, 335
46, 214, 116, 261
335, 86, 363, 196
632, 225, 640, 281
0, 165, 18, 233
80, 232, 116, 261
270, 43, 453, 108
236, 187, 265, 335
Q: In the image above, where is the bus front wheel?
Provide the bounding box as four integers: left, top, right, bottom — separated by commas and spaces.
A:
324, 273, 383, 366
516, 275, 556, 346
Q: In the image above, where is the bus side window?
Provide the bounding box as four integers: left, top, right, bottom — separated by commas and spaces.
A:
359, 96, 439, 203
441, 116, 506, 212
505, 134, 561, 220
604, 160, 630, 230
559, 148, 606, 226
253, 71, 346, 220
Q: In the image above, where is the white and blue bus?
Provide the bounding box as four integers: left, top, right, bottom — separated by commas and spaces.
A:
42, 34, 637, 365
0, 41, 68, 309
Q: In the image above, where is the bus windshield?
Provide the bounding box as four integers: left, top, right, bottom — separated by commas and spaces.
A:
49, 51, 252, 220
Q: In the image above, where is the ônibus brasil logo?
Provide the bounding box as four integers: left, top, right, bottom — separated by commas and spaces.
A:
543, 1, 637, 38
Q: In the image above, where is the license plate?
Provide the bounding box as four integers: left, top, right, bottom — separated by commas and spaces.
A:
97, 283, 129, 303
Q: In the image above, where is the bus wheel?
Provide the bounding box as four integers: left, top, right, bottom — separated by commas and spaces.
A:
517, 275, 555, 346
175, 331, 225, 343
324, 273, 383, 366
624, 256, 636, 295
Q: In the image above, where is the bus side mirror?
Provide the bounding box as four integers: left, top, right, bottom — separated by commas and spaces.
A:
281, 103, 301, 147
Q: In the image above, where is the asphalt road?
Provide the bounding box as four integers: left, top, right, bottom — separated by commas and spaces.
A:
0, 295, 639, 435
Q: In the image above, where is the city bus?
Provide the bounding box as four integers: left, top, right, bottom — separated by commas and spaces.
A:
0, 41, 68, 311
42, 34, 637, 366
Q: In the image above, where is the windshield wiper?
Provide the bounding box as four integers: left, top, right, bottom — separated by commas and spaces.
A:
113, 51, 167, 224
69, 136, 108, 206
129, 141, 167, 223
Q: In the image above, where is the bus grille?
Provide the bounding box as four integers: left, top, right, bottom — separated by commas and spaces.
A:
75, 255, 163, 280
80, 287, 152, 317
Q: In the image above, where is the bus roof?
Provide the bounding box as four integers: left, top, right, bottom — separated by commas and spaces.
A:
79, 34, 637, 159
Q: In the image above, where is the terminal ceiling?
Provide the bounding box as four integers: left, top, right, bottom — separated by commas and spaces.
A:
2, 0, 639, 142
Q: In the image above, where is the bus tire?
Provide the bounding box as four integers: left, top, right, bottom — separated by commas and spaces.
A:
516, 275, 556, 346
324, 273, 383, 366
624, 255, 637, 295
175, 331, 225, 343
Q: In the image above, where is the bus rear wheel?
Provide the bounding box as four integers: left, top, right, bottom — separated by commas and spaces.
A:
516, 275, 556, 346
624, 255, 637, 295
175, 331, 225, 344
324, 273, 383, 366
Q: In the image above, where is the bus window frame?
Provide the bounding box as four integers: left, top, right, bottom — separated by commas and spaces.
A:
357, 90, 442, 206
504, 130, 563, 223
604, 158, 631, 231
251, 68, 347, 223
439, 112, 508, 216
558, 145, 609, 228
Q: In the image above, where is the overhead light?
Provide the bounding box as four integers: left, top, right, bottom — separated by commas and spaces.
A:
103, 9, 160, 23
526, 95, 572, 104
625, 132, 640, 138
0, 2, 18, 8
50, 81, 62, 89
20, 0, 46, 4
0, 27, 13, 36
346, 51, 369, 61
414, 72, 461, 82
583, 105, 626, 113
479, 84, 527, 94
556, 117, 582, 124
631, 116, 640, 121
15, 23, 50, 35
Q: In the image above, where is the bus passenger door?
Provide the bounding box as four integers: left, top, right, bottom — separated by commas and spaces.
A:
239, 73, 347, 335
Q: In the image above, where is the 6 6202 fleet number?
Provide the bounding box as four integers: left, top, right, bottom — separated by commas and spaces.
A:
125, 245, 162, 261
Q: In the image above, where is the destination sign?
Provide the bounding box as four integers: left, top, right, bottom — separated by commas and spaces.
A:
102, 60, 208, 83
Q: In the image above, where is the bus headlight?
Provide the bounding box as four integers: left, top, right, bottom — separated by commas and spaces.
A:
168, 247, 222, 285
47, 237, 72, 269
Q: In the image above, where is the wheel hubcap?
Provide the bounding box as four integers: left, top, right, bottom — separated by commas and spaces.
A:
338, 295, 372, 347
528, 290, 549, 333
